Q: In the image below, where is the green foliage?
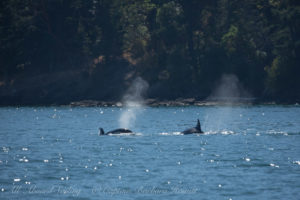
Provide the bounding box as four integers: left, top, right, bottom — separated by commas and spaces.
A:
221, 25, 238, 54
266, 56, 282, 90
0, 0, 299, 102
118, 0, 155, 58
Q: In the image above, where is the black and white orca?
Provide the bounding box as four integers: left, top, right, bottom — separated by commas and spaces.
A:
181, 119, 204, 134
99, 128, 133, 135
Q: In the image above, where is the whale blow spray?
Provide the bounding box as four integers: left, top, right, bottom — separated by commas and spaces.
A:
208, 74, 251, 103
119, 77, 149, 129
205, 74, 252, 132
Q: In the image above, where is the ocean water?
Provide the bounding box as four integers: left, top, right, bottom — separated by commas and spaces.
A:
0, 105, 300, 199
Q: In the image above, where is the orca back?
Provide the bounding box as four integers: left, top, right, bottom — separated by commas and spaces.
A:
107, 128, 132, 134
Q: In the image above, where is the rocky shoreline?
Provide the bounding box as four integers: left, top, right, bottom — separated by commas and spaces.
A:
69, 98, 260, 107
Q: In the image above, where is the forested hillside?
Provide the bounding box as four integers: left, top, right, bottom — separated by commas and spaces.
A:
0, 0, 299, 105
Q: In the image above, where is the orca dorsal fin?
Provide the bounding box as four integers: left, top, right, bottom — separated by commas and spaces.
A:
99, 128, 105, 135
196, 119, 202, 132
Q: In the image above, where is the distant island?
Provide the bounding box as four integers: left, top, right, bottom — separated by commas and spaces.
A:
0, 0, 299, 106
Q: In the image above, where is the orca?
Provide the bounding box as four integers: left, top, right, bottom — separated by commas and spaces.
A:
181, 119, 204, 134
99, 128, 133, 135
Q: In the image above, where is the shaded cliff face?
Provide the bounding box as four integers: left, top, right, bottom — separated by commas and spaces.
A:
0, 67, 297, 106
0, 59, 134, 105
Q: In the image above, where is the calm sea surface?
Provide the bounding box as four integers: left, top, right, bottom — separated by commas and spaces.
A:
0, 105, 299, 199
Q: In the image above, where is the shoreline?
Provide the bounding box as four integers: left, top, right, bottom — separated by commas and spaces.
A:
69, 99, 256, 107
1, 98, 296, 107
69, 100, 300, 107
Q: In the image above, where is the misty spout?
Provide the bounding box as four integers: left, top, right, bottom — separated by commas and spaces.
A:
119, 77, 149, 129
208, 74, 253, 103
